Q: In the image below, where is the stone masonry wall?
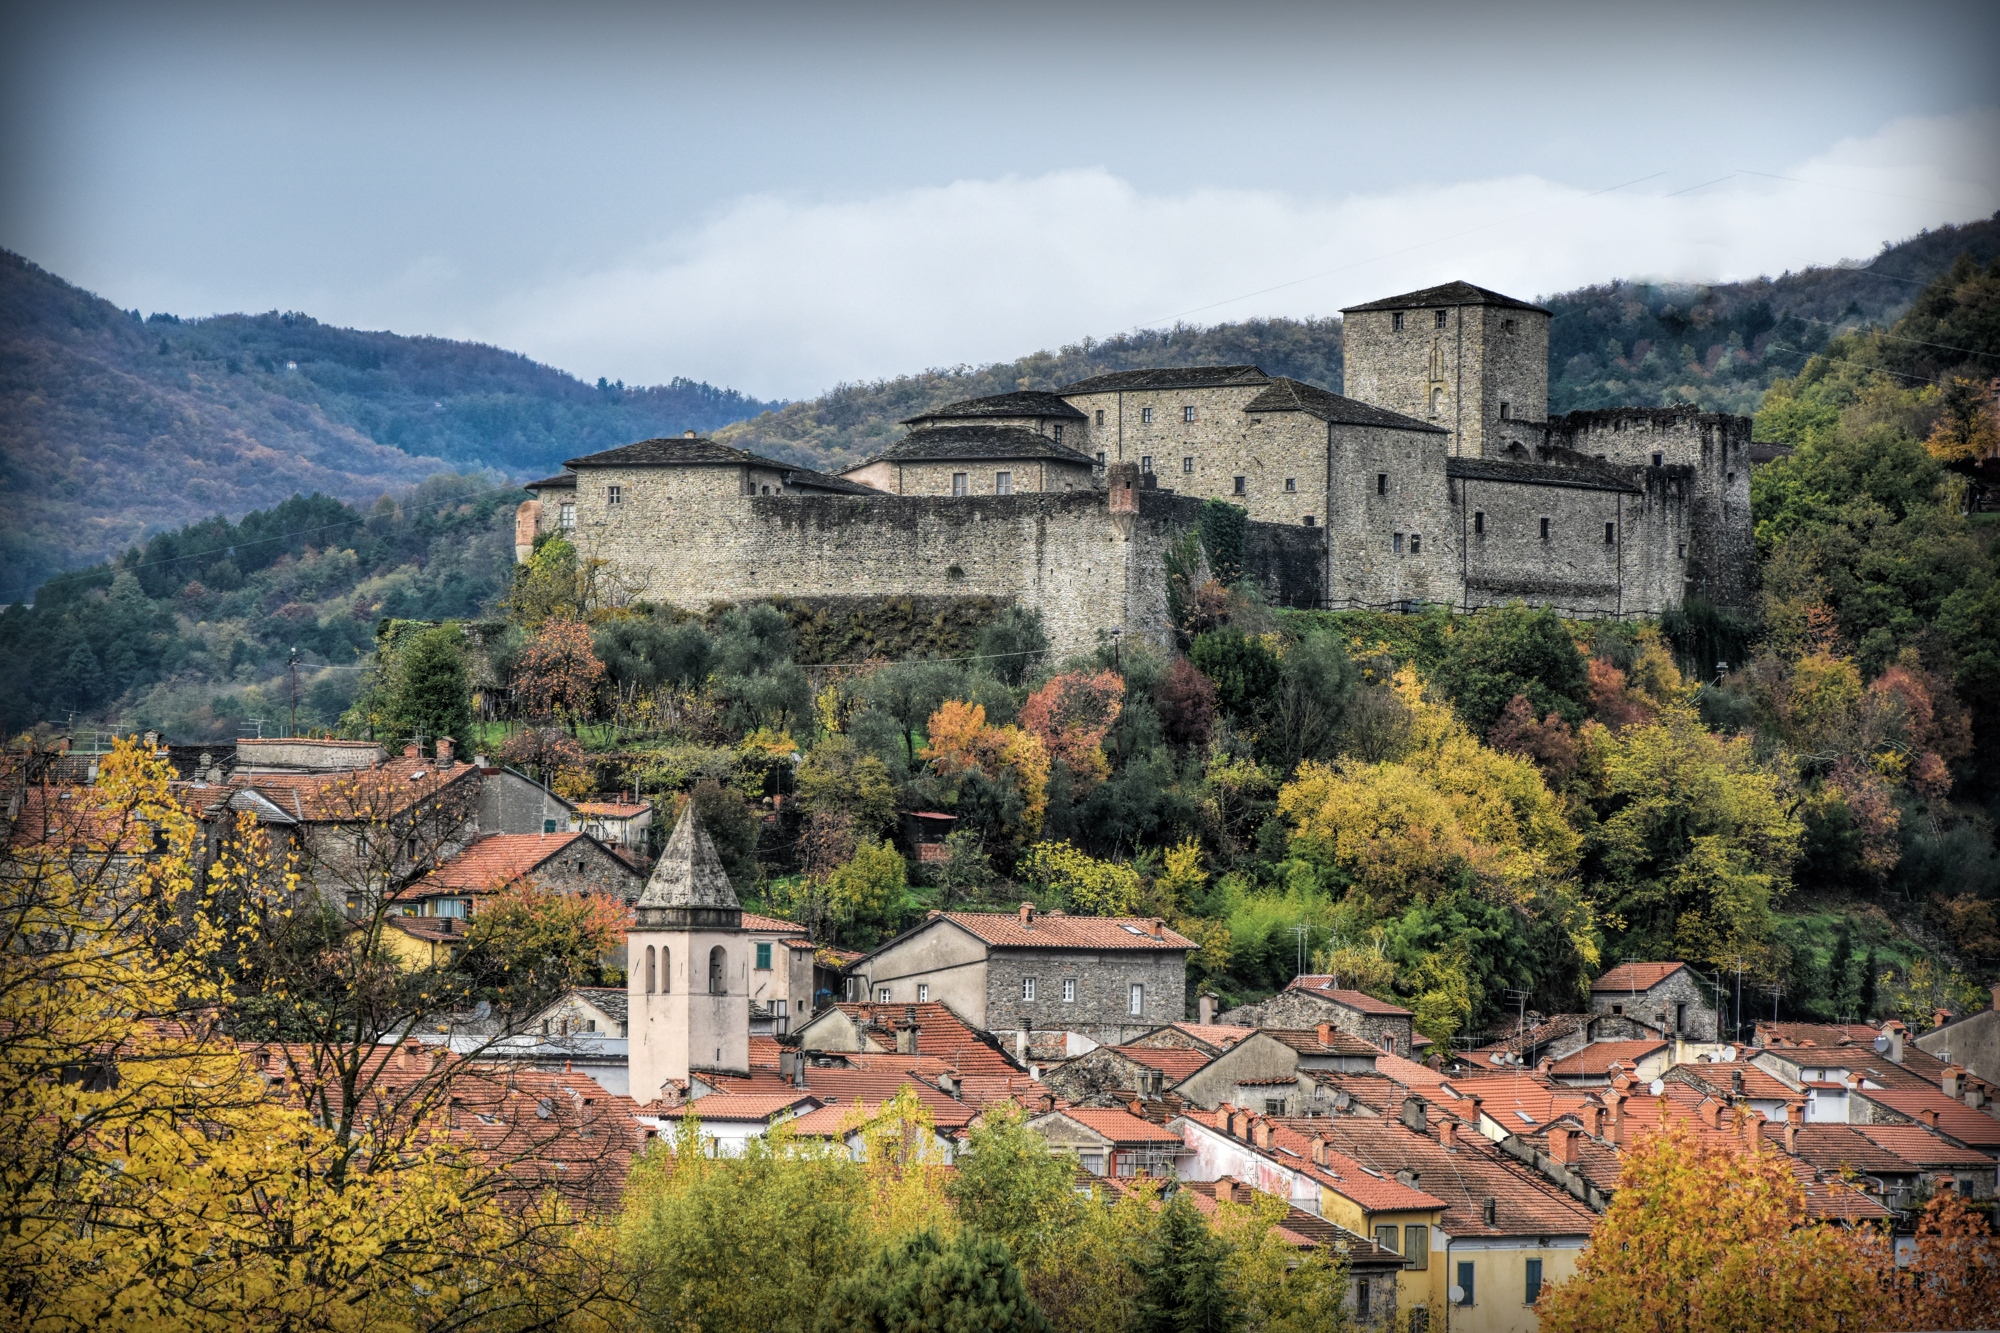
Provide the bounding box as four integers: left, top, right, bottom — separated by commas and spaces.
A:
1342, 302, 1551, 460
1325, 421, 1460, 610
890, 458, 1094, 496
1591, 970, 1718, 1042
1469, 304, 1551, 454
983, 947, 1188, 1047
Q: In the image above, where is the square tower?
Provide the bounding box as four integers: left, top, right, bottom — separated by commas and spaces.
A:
628, 803, 750, 1103
1341, 281, 1550, 458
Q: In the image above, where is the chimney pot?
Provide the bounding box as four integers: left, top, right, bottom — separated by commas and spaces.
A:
1251, 1120, 1271, 1149
1919, 1107, 1938, 1129
1783, 1119, 1799, 1153
1440, 1118, 1458, 1150
1582, 1103, 1604, 1137
1150, 917, 1164, 939
1311, 1136, 1328, 1166
1743, 1110, 1763, 1151
1401, 1095, 1429, 1135
1943, 1066, 1964, 1099
1317, 1022, 1334, 1047
404, 743, 420, 758
1018, 901, 1034, 928
684, 429, 696, 438
1199, 993, 1217, 1025
436, 737, 454, 763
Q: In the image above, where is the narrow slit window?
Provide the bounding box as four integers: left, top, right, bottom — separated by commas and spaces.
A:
1095, 452, 1106, 467
1129, 983, 1144, 1016
1540, 517, 1551, 540
1095, 409, 1105, 426
1410, 533, 1422, 555
1392, 533, 1404, 554
1140, 456, 1153, 474
1063, 978, 1076, 1003
1473, 510, 1485, 534
1651, 452, 1664, 467
1052, 424, 1064, 445
1499, 401, 1510, 420
1605, 522, 1616, 544
1377, 473, 1388, 495
917, 984, 929, 1002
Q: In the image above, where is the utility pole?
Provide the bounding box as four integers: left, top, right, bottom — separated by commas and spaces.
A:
288, 647, 300, 737
1291, 923, 1309, 982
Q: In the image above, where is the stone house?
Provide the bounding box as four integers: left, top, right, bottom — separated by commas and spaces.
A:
1221, 977, 1418, 1056
1589, 961, 1719, 1041
842, 422, 1096, 497
1172, 1027, 1386, 1114
570, 799, 653, 853
403, 830, 641, 920
534, 986, 631, 1039
1025, 1106, 1191, 1178
739, 911, 819, 1036
793, 999, 1023, 1074
1038, 1042, 1216, 1103
844, 904, 1194, 1053
1916, 984, 2000, 1087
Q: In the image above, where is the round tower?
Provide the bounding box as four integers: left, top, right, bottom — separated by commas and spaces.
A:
628, 803, 749, 1102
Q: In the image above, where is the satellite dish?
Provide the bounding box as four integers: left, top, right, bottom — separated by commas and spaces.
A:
1448, 1285, 1466, 1304
1721, 1045, 1738, 1063
1872, 1034, 1890, 1054
472, 1000, 492, 1021
1649, 1078, 1665, 1096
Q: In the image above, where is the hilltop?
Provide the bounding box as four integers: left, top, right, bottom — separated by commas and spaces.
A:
716, 216, 2000, 473
0, 252, 778, 600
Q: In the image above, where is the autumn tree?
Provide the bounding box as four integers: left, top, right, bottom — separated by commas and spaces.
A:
513, 615, 607, 724
499, 723, 588, 785
1536, 1118, 1881, 1333
1021, 670, 1125, 787
1876, 1187, 2000, 1330
462, 879, 634, 1000
924, 700, 1050, 837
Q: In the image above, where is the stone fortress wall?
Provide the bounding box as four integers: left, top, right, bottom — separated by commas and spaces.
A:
526, 279, 1760, 646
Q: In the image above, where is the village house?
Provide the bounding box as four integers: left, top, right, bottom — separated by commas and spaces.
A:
1220, 977, 1419, 1056
1172, 1178, 1411, 1330
843, 904, 1195, 1056
794, 999, 1024, 1075
1024, 1106, 1192, 1178
1915, 984, 2000, 1088
739, 911, 819, 1036
1588, 961, 1719, 1041
1170, 1026, 1389, 1114
1037, 1042, 1216, 1104
402, 829, 641, 920
569, 798, 654, 853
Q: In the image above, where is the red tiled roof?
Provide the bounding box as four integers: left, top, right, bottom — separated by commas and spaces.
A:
1262, 1027, 1394, 1059
1782, 1125, 1927, 1176
1181, 1108, 1454, 1215
1665, 1061, 1798, 1102
384, 916, 469, 945
823, 1001, 1022, 1076
1114, 1045, 1215, 1084
1287, 978, 1414, 1016
1592, 962, 1688, 993
1374, 1052, 1450, 1086
1548, 1041, 1668, 1077
1167, 1022, 1259, 1049
415, 831, 605, 893
1755, 1021, 1880, 1048
788, 1097, 975, 1136
1046, 1107, 1185, 1144
1177, 1180, 1405, 1262
574, 801, 650, 818
1420, 1075, 1595, 1133
1858, 1093, 2000, 1147
747, 1035, 786, 1070
935, 910, 1195, 951
1853, 1124, 1999, 1169
228, 758, 482, 822
742, 912, 806, 933
679, 1092, 820, 1121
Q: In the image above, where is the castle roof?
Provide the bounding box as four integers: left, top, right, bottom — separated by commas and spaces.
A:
1243, 377, 1447, 434
635, 804, 740, 924
902, 390, 1087, 424
1445, 455, 1642, 495
562, 436, 877, 494
861, 424, 1097, 468
1059, 365, 1271, 394
1342, 280, 1549, 314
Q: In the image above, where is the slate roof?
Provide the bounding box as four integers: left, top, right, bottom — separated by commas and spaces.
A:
524, 472, 577, 489
1243, 377, 1447, 434
862, 424, 1098, 467
930, 910, 1196, 951
1593, 962, 1691, 993
561, 436, 878, 494
902, 390, 1087, 424
1447, 455, 1643, 495
1285, 979, 1415, 1017
1060, 365, 1271, 394
1467, 1012, 1591, 1060
568, 987, 630, 1024
1342, 280, 1549, 314
414, 831, 606, 894
636, 805, 739, 912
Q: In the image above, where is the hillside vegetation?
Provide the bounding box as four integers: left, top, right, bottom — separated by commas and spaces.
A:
0, 251, 776, 599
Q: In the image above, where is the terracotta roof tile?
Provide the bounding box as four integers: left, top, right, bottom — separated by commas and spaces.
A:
1592, 962, 1689, 993
573, 801, 650, 818
1858, 1093, 2000, 1147
825, 1001, 1023, 1076
1664, 1061, 1798, 1102
677, 1092, 821, 1121
1782, 1125, 1927, 1176
1548, 1041, 1668, 1077
227, 758, 483, 822
1261, 1028, 1390, 1058
935, 910, 1195, 951
1285, 978, 1414, 1016
1114, 1045, 1215, 1084
741, 912, 806, 932
1044, 1108, 1185, 1144
1853, 1124, 1999, 1169
1755, 1022, 1881, 1048
416, 832, 601, 893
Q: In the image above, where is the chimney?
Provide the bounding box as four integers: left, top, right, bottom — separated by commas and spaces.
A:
1150, 917, 1165, 940
1742, 1109, 1763, 1152
1310, 1136, 1329, 1167
1918, 1107, 1938, 1129
404, 743, 420, 758
1227, 1108, 1246, 1138
1464, 1092, 1483, 1125
1015, 1029, 1029, 1066
1966, 1080, 1990, 1112
1581, 1103, 1604, 1137
780, 1049, 798, 1082
1018, 901, 1035, 928
1943, 1066, 1964, 1099
1698, 1097, 1723, 1129
896, 1012, 919, 1056
1783, 1119, 1799, 1154
1548, 1127, 1574, 1165
1607, 1092, 1626, 1142
1108, 461, 1141, 514
683, 429, 696, 438
936, 1069, 957, 1096
1440, 1118, 1458, 1150
1884, 1025, 1906, 1065
1730, 1069, 1745, 1097
1198, 993, 1217, 1026
1932, 1008, 1953, 1031
1482, 1196, 1497, 1227
436, 737, 454, 764
1317, 1022, 1334, 1048
1251, 1120, 1272, 1149
1401, 1095, 1429, 1135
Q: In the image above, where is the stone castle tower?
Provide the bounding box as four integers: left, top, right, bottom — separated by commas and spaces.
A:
1340, 281, 1551, 458
628, 804, 749, 1102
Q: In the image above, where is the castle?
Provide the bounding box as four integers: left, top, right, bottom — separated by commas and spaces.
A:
518, 280, 1758, 657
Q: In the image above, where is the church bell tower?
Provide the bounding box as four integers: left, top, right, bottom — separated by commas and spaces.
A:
628, 804, 749, 1102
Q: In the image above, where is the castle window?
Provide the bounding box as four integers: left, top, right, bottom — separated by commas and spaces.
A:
1182, 456, 1194, 474
1435, 309, 1449, 329
708, 946, 727, 995
1392, 533, 1404, 554
1726, 471, 1735, 483
995, 471, 1013, 495
1499, 402, 1510, 420
1285, 477, 1297, 493
1141, 407, 1154, 424
1393, 311, 1405, 332
1023, 977, 1037, 1001
1677, 543, 1687, 559
606, 485, 622, 506
1095, 452, 1106, 467
1183, 405, 1197, 423
1541, 517, 1551, 540
1430, 387, 1444, 417
1377, 474, 1388, 495
1410, 534, 1422, 555
1303, 515, 1316, 527
1095, 409, 1105, 426
1474, 510, 1485, 534
761, 485, 771, 494
1233, 476, 1246, 496
558, 502, 575, 530
1503, 318, 1518, 333
1052, 424, 1064, 444
952, 472, 968, 497
1651, 452, 1664, 467
1140, 456, 1153, 474
1605, 522, 1617, 544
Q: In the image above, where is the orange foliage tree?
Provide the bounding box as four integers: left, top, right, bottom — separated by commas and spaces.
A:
1537, 1118, 1882, 1333
1876, 1187, 2000, 1330
464, 879, 634, 996
1019, 670, 1124, 786
513, 617, 606, 724
923, 700, 1050, 834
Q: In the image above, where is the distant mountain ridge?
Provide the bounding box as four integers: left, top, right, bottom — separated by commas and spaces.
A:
714, 215, 1999, 474
0, 251, 780, 600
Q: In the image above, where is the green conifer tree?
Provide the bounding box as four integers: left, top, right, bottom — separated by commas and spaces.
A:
388, 625, 472, 753
819, 1229, 1051, 1333
1135, 1190, 1241, 1333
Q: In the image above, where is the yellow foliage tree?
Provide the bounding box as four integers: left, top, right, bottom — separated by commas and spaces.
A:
923, 700, 1050, 834
1020, 841, 1144, 916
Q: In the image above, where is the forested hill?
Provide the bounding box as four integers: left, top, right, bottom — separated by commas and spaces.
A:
717, 214, 2000, 474
0, 251, 779, 600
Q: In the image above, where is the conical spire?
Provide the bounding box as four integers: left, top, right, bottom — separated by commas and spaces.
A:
635, 802, 742, 929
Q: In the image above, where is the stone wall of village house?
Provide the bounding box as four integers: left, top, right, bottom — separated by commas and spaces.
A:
1039, 1046, 1155, 1101
1591, 970, 1719, 1042
981, 947, 1189, 1047
476, 769, 574, 838
1226, 989, 1417, 1054
1062, 384, 1271, 492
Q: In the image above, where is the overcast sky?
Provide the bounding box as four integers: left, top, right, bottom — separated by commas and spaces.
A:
3, 1, 1997, 400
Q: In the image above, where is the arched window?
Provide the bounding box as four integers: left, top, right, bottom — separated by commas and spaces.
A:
661, 946, 670, 992
708, 945, 727, 995
645, 945, 656, 993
